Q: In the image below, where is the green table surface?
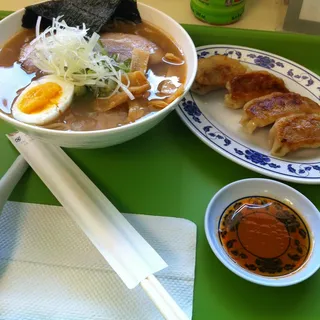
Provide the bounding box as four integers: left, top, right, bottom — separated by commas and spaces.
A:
1, 12, 320, 319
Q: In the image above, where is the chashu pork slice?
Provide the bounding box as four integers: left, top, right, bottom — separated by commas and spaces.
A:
100, 32, 164, 65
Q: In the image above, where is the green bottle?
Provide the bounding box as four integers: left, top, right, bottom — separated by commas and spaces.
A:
191, 0, 245, 25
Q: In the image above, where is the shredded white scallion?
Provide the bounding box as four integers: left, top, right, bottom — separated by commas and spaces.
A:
35, 16, 41, 38
29, 17, 132, 99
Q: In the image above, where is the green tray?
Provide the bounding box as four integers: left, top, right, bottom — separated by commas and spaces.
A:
1, 11, 320, 320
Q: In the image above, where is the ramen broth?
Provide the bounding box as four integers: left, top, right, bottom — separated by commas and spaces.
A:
0, 21, 186, 131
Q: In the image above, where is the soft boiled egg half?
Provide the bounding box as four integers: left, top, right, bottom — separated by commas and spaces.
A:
12, 75, 74, 125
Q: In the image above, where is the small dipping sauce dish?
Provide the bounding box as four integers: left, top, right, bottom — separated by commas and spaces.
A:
205, 178, 320, 286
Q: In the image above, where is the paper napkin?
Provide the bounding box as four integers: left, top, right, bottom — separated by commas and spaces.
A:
0, 201, 196, 320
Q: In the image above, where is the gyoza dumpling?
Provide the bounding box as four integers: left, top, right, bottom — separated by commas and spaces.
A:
190, 81, 220, 95
191, 55, 248, 95
225, 71, 289, 109
240, 92, 320, 134
269, 113, 320, 157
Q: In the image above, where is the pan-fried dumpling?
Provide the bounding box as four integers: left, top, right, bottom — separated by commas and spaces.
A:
269, 114, 320, 156
240, 92, 320, 134
190, 81, 220, 95
225, 71, 289, 109
191, 55, 248, 95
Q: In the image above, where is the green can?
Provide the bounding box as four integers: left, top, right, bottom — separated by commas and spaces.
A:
191, 0, 245, 25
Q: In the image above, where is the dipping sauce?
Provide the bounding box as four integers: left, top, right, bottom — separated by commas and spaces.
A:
219, 196, 311, 276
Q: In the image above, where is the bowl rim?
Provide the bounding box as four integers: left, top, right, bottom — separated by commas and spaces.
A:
204, 178, 320, 287
0, 3, 197, 136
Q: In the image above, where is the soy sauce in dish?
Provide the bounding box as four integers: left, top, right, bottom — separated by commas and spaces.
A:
219, 196, 311, 276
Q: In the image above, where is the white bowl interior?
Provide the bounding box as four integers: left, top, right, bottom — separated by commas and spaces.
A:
205, 178, 320, 286
0, 4, 197, 148
138, 4, 196, 90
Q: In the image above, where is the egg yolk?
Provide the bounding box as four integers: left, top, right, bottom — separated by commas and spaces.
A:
19, 82, 62, 114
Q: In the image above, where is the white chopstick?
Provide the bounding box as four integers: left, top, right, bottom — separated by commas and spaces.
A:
141, 275, 190, 320
0, 155, 28, 209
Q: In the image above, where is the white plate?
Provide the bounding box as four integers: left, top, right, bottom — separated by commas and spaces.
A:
177, 45, 320, 184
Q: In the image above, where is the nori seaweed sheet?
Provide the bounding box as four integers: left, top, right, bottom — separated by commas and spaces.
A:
22, 0, 141, 33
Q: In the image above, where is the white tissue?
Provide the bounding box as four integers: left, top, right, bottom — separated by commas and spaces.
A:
0, 201, 196, 319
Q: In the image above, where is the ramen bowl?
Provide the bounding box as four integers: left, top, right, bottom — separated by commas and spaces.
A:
205, 178, 320, 286
0, 3, 197, 148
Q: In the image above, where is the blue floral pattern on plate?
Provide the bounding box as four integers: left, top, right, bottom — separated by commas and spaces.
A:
286, 69, 314, 87
181, 99, 201, 123
203, 126, 231, 147
214, 49, 242, 59
234, 149, 280, 169
177, 45, 320, 184
197, 51, 210, 59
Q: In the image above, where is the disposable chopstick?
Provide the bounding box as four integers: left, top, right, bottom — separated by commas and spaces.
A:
0, 155, 29, 210
141, 275, 190, 320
